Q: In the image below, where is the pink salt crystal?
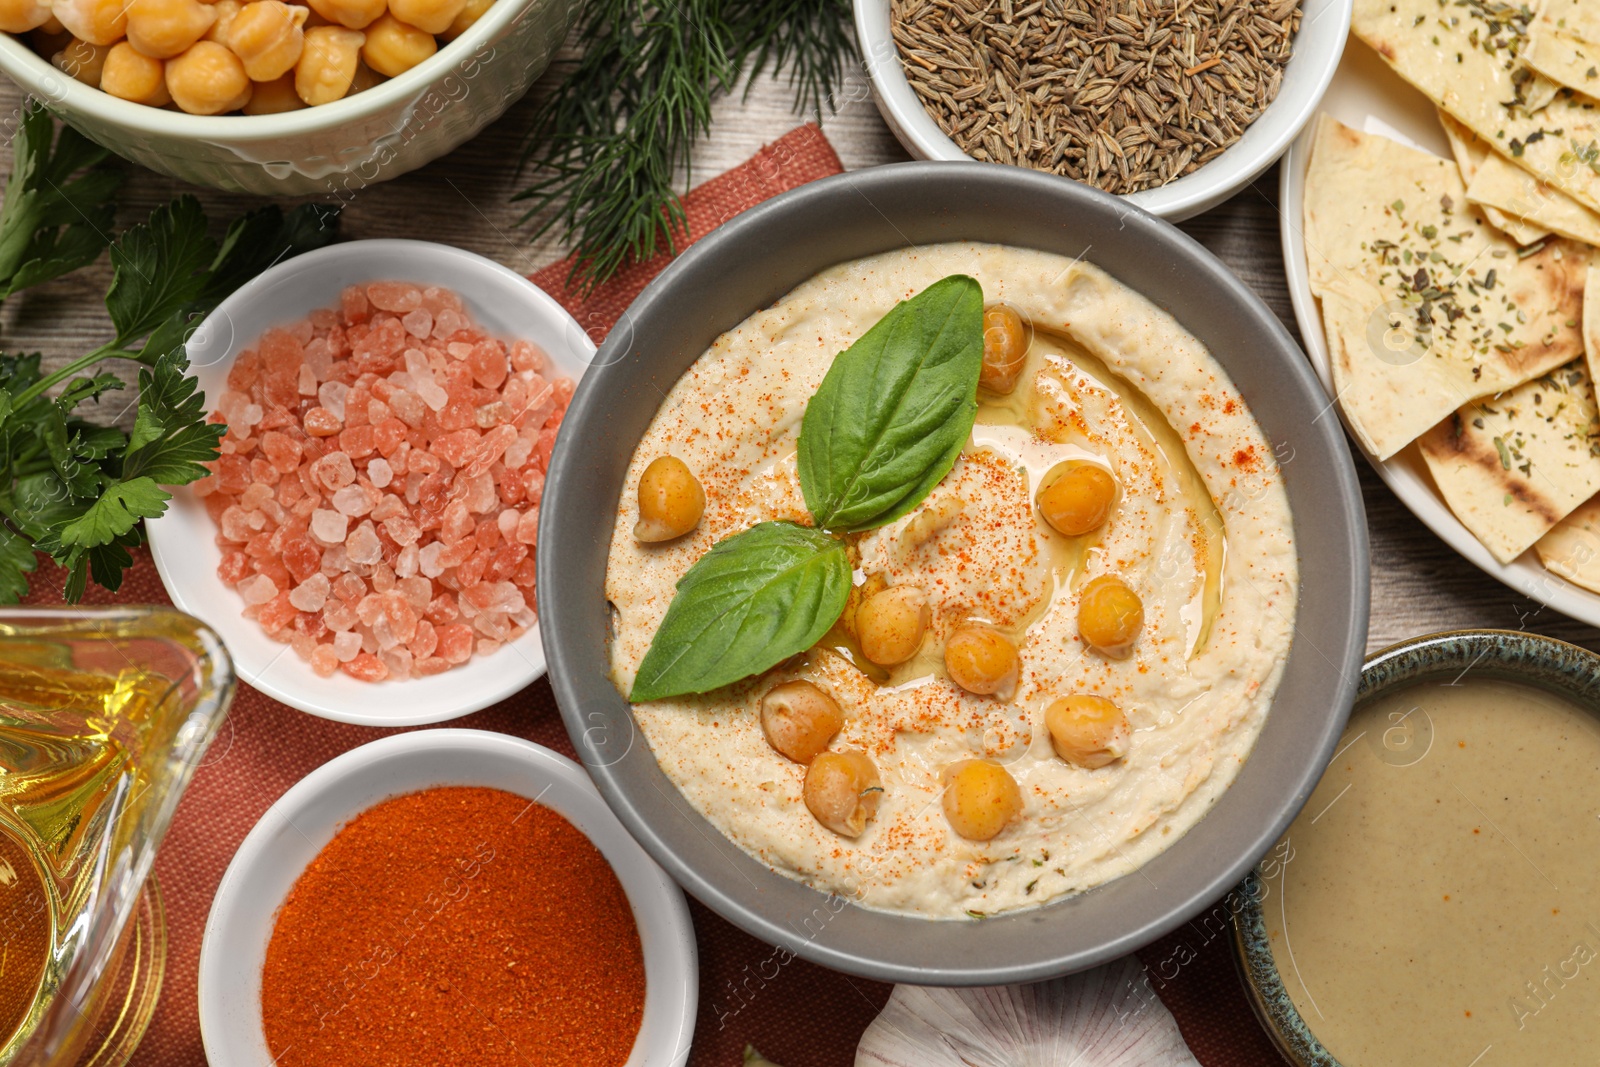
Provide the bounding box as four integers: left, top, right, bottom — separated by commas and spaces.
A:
415, 656, 451, 676
473, 612, 511, 641
466, 426, 516, 478
515, 508, 539, 546
403, 348, 433, 383
397, 575, 432, 608
410, 618, 438, 658
332, 484, 374, 517
447, 341, 474, 361
464, 581, 525, 615
467, 341, 508, 390
310, 508, 349, 544
345, 521, 383, 565
333, 572, 366, 602
287, 317, 314, 345
439, 501, 473, 544
463, 472, 498, 514
261, 431, 302, 474
312, 451, 356, 491
332, 629, 362, 661
523, 469, 545, 506
342, 285, 371, 324
367, 282, 422, 313
496, 509, 520, 541
310, 644, 339, 677
418, 542, 445, 578
284, 538, 321, 581
323, 600, 357, 632
436, 624, 474, 664
379, 647, 413, 679
402, 309, 433, 338
394, 543, 419, 579
415, 378, 449, 412
426, 593, 458, 624
316, 381, 348, 421
239, 574, 278, 605
367, 457, 393, 488
371, 494, 406, 522
383, 514, 421, 546
298, 363, 318, 397
509, 340, 545, 373
221, 506, 255, 543
291, 632, 317, 660
476, 637, 502, 657
343, 652, 387, 682
320, 543, 349, 574
290, 573, 330, 611
503, 436, 532, 470
382, 595, 418, 643
371, 561, 396, 594
389, 389, 426, 428
303, 337, 333, 381
303, 407, 342, 437
432, 309, 465, 339
421, 286, 461, 314
216, 390, 250, 425
372, 612, 398, 650
240, 483, 274, 510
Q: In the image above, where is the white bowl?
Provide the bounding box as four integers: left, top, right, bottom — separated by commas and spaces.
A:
198, 730, 696, 1067
0, 0, 581, 195
145, 239, 595, 726
854, 0, 1351, 220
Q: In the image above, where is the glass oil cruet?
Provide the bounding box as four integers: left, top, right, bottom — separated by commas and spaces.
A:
0, 607, 233, 1067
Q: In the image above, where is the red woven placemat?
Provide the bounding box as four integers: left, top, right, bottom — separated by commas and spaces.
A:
21, 123, 1281, 1067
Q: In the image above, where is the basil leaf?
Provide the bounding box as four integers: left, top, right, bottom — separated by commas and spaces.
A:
630, 521, 850, 702
798, 274, 984, 532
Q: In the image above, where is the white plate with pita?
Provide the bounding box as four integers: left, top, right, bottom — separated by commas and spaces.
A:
1281, 37, 1600, 629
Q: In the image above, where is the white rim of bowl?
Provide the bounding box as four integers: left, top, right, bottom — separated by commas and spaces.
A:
198, 730, 697, 1067
0, 0, 527, 142
144, 238, 594, 724
852, 0, 1352, 218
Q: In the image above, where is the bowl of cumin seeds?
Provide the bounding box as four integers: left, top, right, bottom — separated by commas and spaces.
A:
859, 0, 1350, 220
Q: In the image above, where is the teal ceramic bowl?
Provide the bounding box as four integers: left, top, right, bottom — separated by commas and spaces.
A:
1231, 628, 1600, 1065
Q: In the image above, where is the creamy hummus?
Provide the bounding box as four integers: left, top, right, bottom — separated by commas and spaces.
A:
604, 242, 1298, 918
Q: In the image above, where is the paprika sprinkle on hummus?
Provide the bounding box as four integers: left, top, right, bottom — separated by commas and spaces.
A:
260, 786, 645, 1067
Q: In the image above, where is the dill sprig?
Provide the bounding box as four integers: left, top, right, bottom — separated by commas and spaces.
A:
515, 0, 855, 293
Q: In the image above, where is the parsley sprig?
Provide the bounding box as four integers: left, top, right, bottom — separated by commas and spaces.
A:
0, 106, 339, 602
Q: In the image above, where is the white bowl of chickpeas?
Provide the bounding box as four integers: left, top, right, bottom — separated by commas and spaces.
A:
0, 0, 579, 193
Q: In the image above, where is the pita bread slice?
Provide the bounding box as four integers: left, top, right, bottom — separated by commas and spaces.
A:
1525, 0, 1600, 95
1303, 116, 1589, 460
1536, 497, 1600, 591
1420, 359, 1600, 563
1352, 1, 1600, 215
1438, 112, 1552, 246
1590, 263, 1600, 387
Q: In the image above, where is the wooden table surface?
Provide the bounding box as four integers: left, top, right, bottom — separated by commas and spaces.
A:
4, 56, 1598, 665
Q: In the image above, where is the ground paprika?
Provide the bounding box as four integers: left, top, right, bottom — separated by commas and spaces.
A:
261, 786, 646, 1066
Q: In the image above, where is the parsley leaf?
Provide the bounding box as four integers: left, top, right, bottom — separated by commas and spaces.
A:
0, 527, 36, 602
105, 196, 216, 347
122, 350, 227, 484
0, 100, 121, 299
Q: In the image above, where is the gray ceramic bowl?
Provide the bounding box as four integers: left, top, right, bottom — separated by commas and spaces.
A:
1232, 629, 1600, 1065
539, 162, 1370, 985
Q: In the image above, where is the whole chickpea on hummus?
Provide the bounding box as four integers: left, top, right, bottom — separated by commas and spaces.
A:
605, 242, 1298, 919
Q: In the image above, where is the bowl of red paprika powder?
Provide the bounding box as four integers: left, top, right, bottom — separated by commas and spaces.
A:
198, 730, 696, 1067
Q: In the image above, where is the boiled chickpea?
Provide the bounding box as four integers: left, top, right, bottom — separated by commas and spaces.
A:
387, 0, 463, 35
1037, 462, 1117, 537
124, 0, 215, 58
0, 0, 51, 34
304, 0, 381, 28
1045, 695, 1130, 769
803, 749, 882, 838
359, 12, 433, 76
1077, 575, 1143, 658
943, 624, 1019, 697
52, 37, 107, 84
166, 40, 251, 113
294, 24, 362, 105
101, 41, 170, 104
440, 0, 488, 39
51, 0, 126, 45
227, 0, 306, 80
980, 304, 1030, 394
856, 585, 928, 667
633, 455, 704, 542
242, 70, 304, 112
202, 0, 238, 40
760, 680, 843, 764
941, 759, 1022, 841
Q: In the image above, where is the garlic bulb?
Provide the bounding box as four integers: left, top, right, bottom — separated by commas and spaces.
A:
856, 956, 1200, 1067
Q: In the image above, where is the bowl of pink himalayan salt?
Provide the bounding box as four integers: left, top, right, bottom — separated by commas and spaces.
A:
145, 239, 595, 725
